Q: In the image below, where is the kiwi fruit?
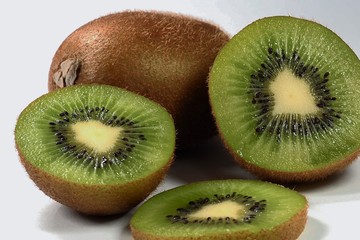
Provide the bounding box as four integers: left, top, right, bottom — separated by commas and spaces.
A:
208, 16, 360, 182
130, 179, 308, 240
48, 10, 230, 148
14, 84, 175, 215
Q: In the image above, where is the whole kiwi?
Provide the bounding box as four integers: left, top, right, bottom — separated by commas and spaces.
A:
48, 10, 230, 148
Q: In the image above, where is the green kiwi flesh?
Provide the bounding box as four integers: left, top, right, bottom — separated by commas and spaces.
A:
15, 84, 175, 215
209, 16, 360, 182
48, 11, 230, 148
130, 179, 308, 240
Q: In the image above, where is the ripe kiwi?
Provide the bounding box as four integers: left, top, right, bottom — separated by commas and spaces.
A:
14, 84, 175, 215
48, 10, 230, 148
130, 179, 308, 240
208, 16, 360, 182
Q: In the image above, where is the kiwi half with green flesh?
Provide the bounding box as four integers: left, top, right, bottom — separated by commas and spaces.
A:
15, 84, 175, 215
208, 16, 360, 182
48, 10, 230, 148
130, 179, 308, 240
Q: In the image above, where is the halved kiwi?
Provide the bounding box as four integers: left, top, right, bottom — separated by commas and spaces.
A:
15, 84, 175, 215
48, 10, 230, 148
209, 16, 360, 182
130, 179, 308, 240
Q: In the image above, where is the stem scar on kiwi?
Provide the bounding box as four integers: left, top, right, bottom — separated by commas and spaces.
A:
53, 58, 80, 88
15, 84, 176, 215
209, 16, 360, 183
130, 180, 308, 240
48, 10, 230, 148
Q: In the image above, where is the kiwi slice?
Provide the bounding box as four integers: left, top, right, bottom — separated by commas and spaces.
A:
208, 16, 360, 182
14, 84, 175, 215
130, 179, 308, 240
48, 11, 230, 148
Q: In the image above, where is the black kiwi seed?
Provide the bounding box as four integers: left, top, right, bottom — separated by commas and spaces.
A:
59, 111, 69, 117
77, 150, 86, 159
182, 219, 189, 224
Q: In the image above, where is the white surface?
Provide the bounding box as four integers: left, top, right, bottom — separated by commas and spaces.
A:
2, 1, 360, 239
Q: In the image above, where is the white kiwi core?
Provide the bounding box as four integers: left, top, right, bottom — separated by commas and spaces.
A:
70, 120, 123, 153
188, 200, 246, 219
270, 68, 319, 115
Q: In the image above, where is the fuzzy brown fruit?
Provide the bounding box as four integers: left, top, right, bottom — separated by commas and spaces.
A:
48, 11, 230, 148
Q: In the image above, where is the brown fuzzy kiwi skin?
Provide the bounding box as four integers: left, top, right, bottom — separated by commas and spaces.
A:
130, 202, 308, 240
17, 145, 174, 216
48, 10, 230, 148
217, 129, 360, 183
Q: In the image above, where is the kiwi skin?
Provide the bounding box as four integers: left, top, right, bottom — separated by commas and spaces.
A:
18, 149, 173, 215
48, 10, 230, 148
131, 208, 307, 240
227, 145, 360, 183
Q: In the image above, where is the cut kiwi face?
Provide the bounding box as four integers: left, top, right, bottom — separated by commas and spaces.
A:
15, 84, 175, 215
130, 179, 308, 240
48, 11, 230, 148
209, 16, 360, 182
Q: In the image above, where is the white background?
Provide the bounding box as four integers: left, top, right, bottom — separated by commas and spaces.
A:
2, 0, 360, 239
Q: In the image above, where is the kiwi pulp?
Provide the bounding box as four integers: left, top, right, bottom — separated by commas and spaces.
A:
209, 16, 360, 182
15, 84, 175, 215
130, 179, 308, 240
48, 11, 230, 148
